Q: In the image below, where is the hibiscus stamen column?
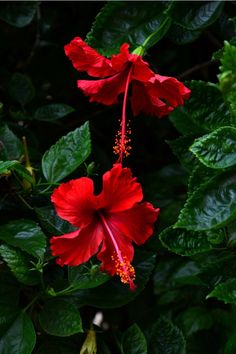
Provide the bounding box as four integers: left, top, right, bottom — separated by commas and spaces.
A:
99, 212, 136, 291
114, 67, 133, 164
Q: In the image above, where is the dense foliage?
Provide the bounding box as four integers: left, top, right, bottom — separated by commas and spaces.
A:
1, 1, 236, 353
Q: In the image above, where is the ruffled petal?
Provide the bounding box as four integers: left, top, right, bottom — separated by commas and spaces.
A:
50, 221, 103, 266
131, 81, 173, 117
97, 163, 143, 212
150, 74, 191, 107
108, 202, 160, 245
77, 70, 128, 105
64, 37, 115, 77
51, 177, 95, 228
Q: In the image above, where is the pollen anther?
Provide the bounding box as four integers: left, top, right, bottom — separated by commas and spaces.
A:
111, 252, 136, 290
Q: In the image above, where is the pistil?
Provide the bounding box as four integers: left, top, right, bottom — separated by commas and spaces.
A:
113, 66, 133, 164
99, 212, 136, 290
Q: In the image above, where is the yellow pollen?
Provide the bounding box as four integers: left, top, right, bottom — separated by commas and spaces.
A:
111, 252, 136, 285
113, 121, 132, 159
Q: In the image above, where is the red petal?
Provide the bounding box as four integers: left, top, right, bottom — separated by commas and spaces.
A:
131, 81, 173, 117
108, 203, 160, 245
64, 37, 115, 77
150, 74, 191, 107
97, 164, 143, 212
51, 177, 95, 228
77, 70, 128, 105
50, 222, 103, 266
111, 43, 153, 81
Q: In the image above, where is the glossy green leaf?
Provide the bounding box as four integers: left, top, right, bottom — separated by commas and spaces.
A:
122, 324, 147, 354
0, 1, 38, 27
190, 127, 236, 169
168, 1, 224, 31
39, 298, 83, 336
86, 1, 171, 56
42, 121, 91, 182
177, 307, 213, 337
187, 164, 218, 194
0, 219, 46, 258
207, 278, 236, 304
68, 263, 110, 290
168, 135, 198, 171
0, 312, 36, 354
0, 160, 19, 174
0, 124, 22, 160
159, 227, 214, 256
74, 252, 156, 309
169, 81, 231, 135
35, 206, 76, 235
34, 104, 75, 121
0, 244, 40, 285
175, 171, 236, 231
149, 317, 186, 354
153, 258, 203, 294
168, 23, 201, 45
8, 73, 35, 106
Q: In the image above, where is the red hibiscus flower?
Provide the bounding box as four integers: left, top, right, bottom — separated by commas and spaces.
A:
65, 37, 190, 162
50, 163, 159, 290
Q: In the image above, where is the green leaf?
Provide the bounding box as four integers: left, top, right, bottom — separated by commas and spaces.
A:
218, 42, 236, 118
0, 160, 19, 174
86, 1, 171, 56
187, 164, 218, 194
39, 298, 83, 336
0, 312, 36, 354
35, 206, 76, 235
168, 1, 224, 31
207, 278, 236, 304
159, 227, 214, 256
0, 244, 40, 285
0, 219, 46, 258
0, 124, 22, 160
122, 324, 147, 354
225, 334, 236, 354
153, 258, 203, 294
0, 160, 34, 184
0, 272, 20, 337
34, 104, 75, 121
168, 23, 201, 45
175, 171, 236, 231
8, 73, 35, 106
149, 317, 186, 354
190, 127, 236, 169
0, 1, 38, 28
42, 121, 91, 182
68, 263, 110, 290
168, 135, 198, 171
177, 307, 213, 337
74, 252, 156, 309
169, 81, 231, 135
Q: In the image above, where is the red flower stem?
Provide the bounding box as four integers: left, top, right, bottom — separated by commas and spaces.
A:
119, 66, 133, 164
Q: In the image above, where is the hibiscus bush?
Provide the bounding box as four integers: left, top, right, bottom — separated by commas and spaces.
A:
1, 1, 236, 353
